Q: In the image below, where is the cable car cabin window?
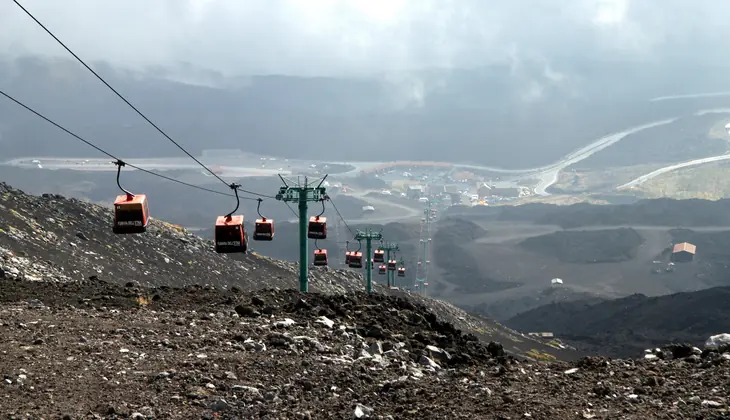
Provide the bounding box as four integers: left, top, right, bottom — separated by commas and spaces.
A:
345, 251, 352, 264
348, 252, 363, 268
113, 194, 149, 234
313, 249, 328, 266
373, 250, 385, 263
387, 260, 397, 270
397, 268, 406, 277
214, 215, 247, 253
307, 216, 327, 239
253, 218, 274, 241
378, 265, 386, 275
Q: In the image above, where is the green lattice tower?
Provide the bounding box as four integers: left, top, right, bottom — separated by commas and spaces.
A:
354, 229, 383, 293
379, 242, 400, 288
275, 175, 328, 293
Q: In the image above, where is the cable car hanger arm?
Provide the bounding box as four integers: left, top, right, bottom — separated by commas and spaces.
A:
113, 160, 135, 198
256, 198, 265, 220
226, 183, 241, 219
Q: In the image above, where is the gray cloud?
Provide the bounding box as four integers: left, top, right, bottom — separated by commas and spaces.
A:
1, 0, 728, 77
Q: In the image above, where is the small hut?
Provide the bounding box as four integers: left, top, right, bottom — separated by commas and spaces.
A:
671, 242, 696, 263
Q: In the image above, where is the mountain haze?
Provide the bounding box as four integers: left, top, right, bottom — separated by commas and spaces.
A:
3, 56, 730, 167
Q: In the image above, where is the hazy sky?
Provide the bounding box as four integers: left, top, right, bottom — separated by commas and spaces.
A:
0, 0, 728, 76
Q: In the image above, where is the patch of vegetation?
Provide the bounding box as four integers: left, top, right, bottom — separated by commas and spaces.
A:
526, 349, 558, 361
578, 114, 729, 169
635, 161, 730, 200
551, 164, 665, 194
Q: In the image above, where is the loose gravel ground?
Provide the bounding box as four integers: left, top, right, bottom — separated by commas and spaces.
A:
1, 278, 730, 419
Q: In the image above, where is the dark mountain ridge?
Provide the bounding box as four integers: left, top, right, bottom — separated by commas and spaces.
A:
447, 198, 730, 228
505, 287, 730, 358
3, 56, 730, 167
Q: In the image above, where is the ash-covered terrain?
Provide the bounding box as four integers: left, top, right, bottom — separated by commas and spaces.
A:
2, 280, 730, 419
2, 181, 730, 418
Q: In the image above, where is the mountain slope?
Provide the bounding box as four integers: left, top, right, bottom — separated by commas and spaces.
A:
0, 182, 361, 293
505, 287, 730, 357
446, 198, 730, 228
3, 182, 730, 417
0, 181, 575, 361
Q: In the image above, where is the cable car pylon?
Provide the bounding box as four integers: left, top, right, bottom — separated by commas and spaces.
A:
379, 242, 400, 288
275, 175, 329, 293
416, 200, 432, 295
354, 229, 383, 294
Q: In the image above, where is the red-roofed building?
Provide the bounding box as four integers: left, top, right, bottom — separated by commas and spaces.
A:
671, 242, 696, 263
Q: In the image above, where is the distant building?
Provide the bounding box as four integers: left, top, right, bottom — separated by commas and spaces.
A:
477, 183, 491, 199
440, 185, 461, 204
428, 183, 446, 195
477, 182, 528, 199
671, 242, 697, 263
406, 185, 425, 199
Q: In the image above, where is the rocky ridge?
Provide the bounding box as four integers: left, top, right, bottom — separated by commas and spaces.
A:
0, 181, 572, 362
1, 182, 730, 417
0, 182, 363, 292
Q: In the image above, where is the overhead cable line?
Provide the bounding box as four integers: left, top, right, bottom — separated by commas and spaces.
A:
0, 89, 257, 200
12, 0, 274, 200
328, 199, 355, 237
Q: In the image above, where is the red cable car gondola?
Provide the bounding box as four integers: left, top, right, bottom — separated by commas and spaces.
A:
215, 215, 248, 253
348, 251, 363, 268
253, 198, 274, 241
112, 161, 149, 234
387, 259, 397, 271
308, 200, 327, 239
308, 216, 327, 239
313, 248, 328, 266
373, 249, 385, 263
344, 241, 353, 265
397, 267, 406, 277
214, 183, 248, 253
378, 265, 387, 275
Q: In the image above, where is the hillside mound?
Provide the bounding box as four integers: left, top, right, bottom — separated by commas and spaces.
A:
468, 286, 608, 321
505, 287, 730, 358
446, 198, 730, 228
432, 219, 519, 294
0, 181, 574, 362
0, 182, 361, 293
435, 218, 487, 242
2, 278, 730, 418
519, 228, 644, 263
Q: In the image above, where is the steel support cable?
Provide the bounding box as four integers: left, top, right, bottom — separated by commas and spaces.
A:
12, 0, 276, 200
327, 199, 355, 237
0, 89, 260, 200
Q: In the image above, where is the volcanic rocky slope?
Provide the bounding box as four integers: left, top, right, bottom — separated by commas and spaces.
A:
2, 279, 730, 418
0, 181, 573, 361
2, 182, 730, 417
